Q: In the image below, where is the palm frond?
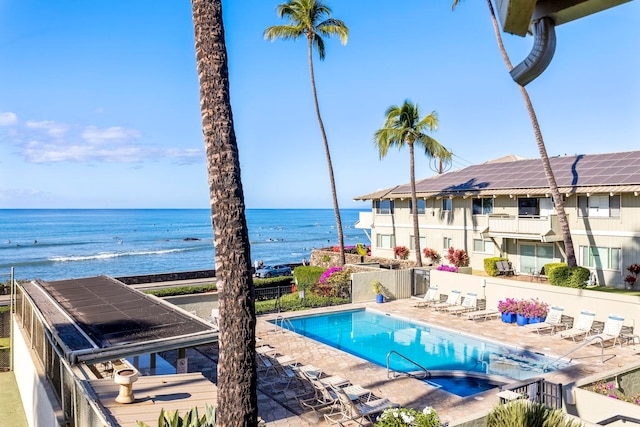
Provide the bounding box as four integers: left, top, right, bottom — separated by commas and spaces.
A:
313, 34, 326, 59
264, 25, 304, 41
317, 19, 349, 44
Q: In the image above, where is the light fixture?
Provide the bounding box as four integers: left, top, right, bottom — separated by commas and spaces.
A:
586, 193, 591, 197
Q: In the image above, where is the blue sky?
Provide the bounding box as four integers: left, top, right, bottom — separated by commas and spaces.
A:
1, 1, 638, 209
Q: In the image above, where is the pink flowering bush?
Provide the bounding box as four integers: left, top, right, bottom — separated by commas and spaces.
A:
319, 266, 342, 284
588, 380, 640, 406
436, 265, 458, 273
394, 246, 410, 260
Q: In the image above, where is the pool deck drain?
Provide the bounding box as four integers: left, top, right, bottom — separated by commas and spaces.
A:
254, 299, 640, 426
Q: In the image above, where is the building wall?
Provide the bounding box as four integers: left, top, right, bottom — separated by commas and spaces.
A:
368, 193, 640, 286
13, 317, 63, 427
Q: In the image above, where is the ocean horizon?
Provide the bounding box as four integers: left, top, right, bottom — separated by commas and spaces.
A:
0, 208, 368, 282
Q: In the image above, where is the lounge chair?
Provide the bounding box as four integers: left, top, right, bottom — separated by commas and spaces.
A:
588, 314, 625, 347
324, 386, 397, 426
445, 292, 478, 315
431, 290, 461, 311
559, 310, 596, 341
464, 308, 501, 321
413, 286, 439, 307
524, 306, 566, 334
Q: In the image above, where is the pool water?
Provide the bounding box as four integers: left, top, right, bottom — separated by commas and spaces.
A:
280, 309, 569, 383
426, 376, 497, 397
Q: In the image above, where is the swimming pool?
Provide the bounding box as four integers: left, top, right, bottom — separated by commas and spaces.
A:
280, 309, 570, 382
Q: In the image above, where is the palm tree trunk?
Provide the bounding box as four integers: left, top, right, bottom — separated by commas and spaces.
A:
409, 142, 423, 267
191, 0, 258, 425
307, 37, 346, 266
485, 0, 576, 267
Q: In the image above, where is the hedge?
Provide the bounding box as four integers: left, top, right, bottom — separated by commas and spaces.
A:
255, 291, 348, 315
484, 257, 508, 276
293, 266, 327, 288
545, 263, 591, 288
144, 284, 217, 297
253, 276, 293, 288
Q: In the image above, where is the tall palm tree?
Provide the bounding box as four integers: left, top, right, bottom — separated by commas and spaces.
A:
191, 0, 258, 424
374, 100, 452, 267
264, 0, 349, 265
452, 0, 577, 267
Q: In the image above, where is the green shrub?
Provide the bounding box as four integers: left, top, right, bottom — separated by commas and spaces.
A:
487, 400, 582, 427
484, 257, 507, 276
144, 284, 217, 297
568, 266, 591, 288
0, 305, 10, 314
253, 276, 293, 288
545, 263, 568, 286
137, 405, 217, 427
293, 266, 327, 288
255, 292, 348, 315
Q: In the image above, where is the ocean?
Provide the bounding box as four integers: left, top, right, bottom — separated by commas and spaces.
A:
0, 209, 368, 282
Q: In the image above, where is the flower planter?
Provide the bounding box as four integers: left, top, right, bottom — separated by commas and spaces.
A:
529, 316, 546, 324
501, 312, 516, 323
458, 266, 473, 275
376, 294, 384, 303
516, 314, 529, 326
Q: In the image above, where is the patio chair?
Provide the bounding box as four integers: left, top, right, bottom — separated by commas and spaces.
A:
445, 292, 478, 315
298, 375, 340, 416
524, 306, 566, 334
431, 290, 461, 311
464, 308, 501, 321
559, 310, 596, 341
584, 273, 597, 287
324, 386, 397, 426
588, 314, 625, 347
413, 286, 439, 307
496, 261, 515, 276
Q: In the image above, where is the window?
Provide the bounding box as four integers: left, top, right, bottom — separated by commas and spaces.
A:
472, 198, 493, 215
410, 199, 426, 215
443, 237, 452, 251
518, 198, 539, 216
374, 200, 394, 215
442, 198, 452, 211
578, 195, 620, 218
473, 239, 493, 254
580, 246, 621, 270
376, 234, 395, 249
409, 235, 426, 250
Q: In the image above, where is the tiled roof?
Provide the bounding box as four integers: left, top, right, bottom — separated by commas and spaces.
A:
354, 151, 640, 200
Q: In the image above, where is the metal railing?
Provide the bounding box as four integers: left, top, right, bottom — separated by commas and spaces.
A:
499, 377, 563, 410
386, 350, 429, 380
272, 315, 295, 334
544, 335, 605, 370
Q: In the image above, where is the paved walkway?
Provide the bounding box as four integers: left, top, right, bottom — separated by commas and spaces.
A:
0, 371, 28, 427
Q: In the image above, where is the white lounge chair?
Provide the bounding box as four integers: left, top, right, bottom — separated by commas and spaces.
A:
445, 292, 478, 315
524, 306, 566, 334
413, 286, 439, 307
559, 310, 596, 341
431, 290, 461, 311
588, 314, 625, 347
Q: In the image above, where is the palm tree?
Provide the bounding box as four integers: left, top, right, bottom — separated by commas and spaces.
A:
190, 0, 258, 425
264, 0, 349, 265
452, 0, 577, 267
374, 100, 452, 267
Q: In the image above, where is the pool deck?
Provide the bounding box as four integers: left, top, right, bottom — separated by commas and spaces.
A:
253, 299, 640, 426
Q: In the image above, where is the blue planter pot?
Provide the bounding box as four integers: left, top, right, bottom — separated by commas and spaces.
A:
501, 313, 516, 323
376, 294, 384, 303
529, 316, 546, 324
516, 314, 529, 326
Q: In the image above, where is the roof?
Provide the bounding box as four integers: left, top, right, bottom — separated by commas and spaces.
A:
23, 276, 218, 364
354, 150, 640, 200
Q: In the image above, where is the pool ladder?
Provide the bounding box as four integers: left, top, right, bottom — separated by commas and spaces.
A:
386, 351, 430, 380
273, 315, 295, 334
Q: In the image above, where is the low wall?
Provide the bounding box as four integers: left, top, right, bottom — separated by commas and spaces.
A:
116, 269, 217, 285
310, 249, 416, 270
429, 270, 640, 332
13, 317, 64, 427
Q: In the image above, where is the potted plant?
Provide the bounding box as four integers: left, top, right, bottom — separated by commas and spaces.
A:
515, 299, 529, 326
394, 245, 409, 260
446, 247, 471, 274
497, 298, 517, 323
528, 299, 549, 324
422, 248, 441, 266
371, 280, 384, 303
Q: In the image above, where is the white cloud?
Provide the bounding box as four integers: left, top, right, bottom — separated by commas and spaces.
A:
25, 120, 69, 138
0, 112, 18, 126
81, 126, 141, 145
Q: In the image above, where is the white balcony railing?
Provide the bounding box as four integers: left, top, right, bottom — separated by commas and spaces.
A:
487, 214, 562, 236
355, 211, 373, 229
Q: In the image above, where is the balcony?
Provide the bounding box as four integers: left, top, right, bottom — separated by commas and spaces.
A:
355, 211, 373, 229
483, 214, 564, 242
